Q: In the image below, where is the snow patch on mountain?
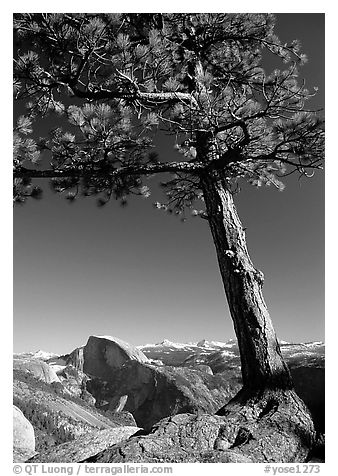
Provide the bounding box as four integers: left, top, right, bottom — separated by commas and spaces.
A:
14, 350, 60, 361
33, 350, 59, 360
139, 340, 196, 350
138, 338, 235, 351
302, 341, 324, 347
196, 339, 228, 348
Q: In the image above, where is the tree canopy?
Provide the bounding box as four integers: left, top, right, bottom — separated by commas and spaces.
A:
13, 13, 324, 210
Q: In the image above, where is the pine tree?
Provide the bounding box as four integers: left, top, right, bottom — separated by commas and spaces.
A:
13, 13, 324, 461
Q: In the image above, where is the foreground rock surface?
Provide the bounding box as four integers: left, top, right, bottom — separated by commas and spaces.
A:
84, 389, 315, 463
84, 414, 252, 463
13, 405, 36, 462
29, 426, 140, 463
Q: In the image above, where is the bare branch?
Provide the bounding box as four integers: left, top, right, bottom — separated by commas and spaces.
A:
14, 160, 204, 181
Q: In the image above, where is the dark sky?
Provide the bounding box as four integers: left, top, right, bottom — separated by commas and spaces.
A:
13, 13, 325, 354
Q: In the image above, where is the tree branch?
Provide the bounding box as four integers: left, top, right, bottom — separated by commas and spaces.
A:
14, 160, 204, 181
72, 86, 198, 107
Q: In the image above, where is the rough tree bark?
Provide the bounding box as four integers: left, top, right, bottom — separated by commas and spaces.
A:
200, 171, 293, 391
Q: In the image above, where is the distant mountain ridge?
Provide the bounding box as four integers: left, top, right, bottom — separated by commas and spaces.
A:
14, 338, 324, 361
136, 338, 324, 369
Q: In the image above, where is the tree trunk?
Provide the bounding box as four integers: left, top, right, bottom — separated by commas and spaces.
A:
200, 170, 293, 391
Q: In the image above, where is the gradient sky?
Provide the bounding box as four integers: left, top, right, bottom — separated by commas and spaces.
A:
13, 13, 325, 355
